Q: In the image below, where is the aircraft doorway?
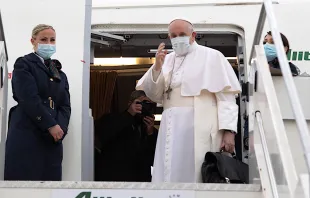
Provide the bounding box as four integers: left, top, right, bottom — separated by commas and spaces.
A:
89, 32, 248, 182
0, 11, 8, 180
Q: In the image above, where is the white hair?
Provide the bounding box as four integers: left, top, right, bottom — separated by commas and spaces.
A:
168, 19, 194, 34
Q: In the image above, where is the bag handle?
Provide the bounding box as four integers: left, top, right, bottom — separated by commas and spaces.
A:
220, 148, 237, 159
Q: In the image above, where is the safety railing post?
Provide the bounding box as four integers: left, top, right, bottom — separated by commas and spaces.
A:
263, 1, 310, 195
255, 111, 279, 198
249, 0, 310, 196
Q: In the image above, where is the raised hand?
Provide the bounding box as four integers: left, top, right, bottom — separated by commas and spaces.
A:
154, 43, 168, 71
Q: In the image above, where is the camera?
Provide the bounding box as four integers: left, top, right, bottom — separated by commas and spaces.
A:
136, 100, 156, 117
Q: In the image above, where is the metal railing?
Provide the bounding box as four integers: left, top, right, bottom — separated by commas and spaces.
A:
255, 111, 279, 198
251, 3, 310, 161
249, 0, 310, 196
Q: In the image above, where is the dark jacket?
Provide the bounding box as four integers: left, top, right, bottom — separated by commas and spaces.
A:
95, 111, 158, 182
4, 53, 71, 181
268, 57, 300, 76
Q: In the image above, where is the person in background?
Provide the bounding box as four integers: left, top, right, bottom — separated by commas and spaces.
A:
95, 90, 158, 182
263, 31, 300, 76
4, 24, 71, 181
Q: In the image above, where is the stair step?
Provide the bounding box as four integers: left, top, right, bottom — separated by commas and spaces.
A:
0, 181, 263, 198
0, 181, 261, 190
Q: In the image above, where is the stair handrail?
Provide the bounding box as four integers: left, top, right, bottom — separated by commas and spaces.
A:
255, 111, 279, 198
263, 1, 310, 184
249, 0, 310, 196
253, 44, 298, 196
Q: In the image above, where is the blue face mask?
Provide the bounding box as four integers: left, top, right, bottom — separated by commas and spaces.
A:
36, 43, 56, 60
264, 43, 277, 62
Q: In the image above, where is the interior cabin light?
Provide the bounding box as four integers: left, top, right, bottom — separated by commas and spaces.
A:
93, 56, 237, 66
148, 49, 174, 53
154, 114, 162, 121
226, 57, 238, 60
148, 49, 237, 60
94, 57, 156, 66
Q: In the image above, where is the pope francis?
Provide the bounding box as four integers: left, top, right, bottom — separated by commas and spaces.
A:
136, 18, 241, 183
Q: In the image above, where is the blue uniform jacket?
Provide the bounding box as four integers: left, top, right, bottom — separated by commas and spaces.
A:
4, 52, 71, 181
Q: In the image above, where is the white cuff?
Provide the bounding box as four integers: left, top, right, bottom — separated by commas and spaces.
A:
217, 101, 239, 132
151, 68, 162, 83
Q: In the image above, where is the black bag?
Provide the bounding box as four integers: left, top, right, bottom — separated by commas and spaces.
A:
201, 151, 249, 184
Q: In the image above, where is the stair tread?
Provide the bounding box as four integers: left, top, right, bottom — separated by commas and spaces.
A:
0, 181, 262, 191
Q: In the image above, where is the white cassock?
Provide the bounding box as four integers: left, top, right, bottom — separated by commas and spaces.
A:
136, 42, 241, 183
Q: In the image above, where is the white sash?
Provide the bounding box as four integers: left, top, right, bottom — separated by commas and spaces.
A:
163, 88, 223, 182
194, 90, 223, 182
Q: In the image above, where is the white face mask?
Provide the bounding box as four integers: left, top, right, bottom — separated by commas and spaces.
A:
171, 36, 191, 56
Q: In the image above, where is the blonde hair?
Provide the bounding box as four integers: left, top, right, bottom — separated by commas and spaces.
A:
31, 24, 55, 38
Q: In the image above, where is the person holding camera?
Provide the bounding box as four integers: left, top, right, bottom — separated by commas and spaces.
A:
95, 90, 158, 182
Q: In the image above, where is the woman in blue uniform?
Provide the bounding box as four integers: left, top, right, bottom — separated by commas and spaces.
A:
4, 24, 71, 181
